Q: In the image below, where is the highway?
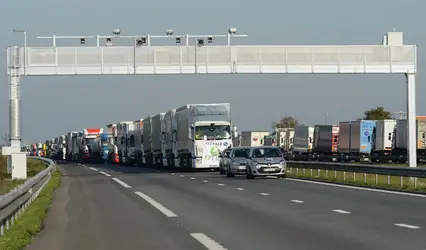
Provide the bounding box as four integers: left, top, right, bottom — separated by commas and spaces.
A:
27, 163, 426, 250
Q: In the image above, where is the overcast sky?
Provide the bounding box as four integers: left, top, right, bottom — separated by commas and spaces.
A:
0, 0, 424, 144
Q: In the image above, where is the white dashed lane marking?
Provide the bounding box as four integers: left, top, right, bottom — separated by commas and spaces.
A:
89, 167, 98, 171
135, 191, 177, 218
236, 188, 244, 191
99, 171, 111, 177
260, 193, 270, 196
217, 183, 225, 186
202, 180, 209, 183
332, 209, 351, 214
112, 178, 132, 188
291, 200, 304, 203
190, 233, 227, 250
394, 224, 421, 229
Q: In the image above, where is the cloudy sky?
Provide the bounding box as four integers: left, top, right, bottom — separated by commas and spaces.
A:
0, 0, 423, 144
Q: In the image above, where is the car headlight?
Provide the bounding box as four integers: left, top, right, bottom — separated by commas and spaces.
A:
279, 161, 287, 168
233, 161, 239, 166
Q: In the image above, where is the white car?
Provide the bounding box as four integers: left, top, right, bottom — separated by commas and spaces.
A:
245, 146, 287, 179
225, 147, 251, 177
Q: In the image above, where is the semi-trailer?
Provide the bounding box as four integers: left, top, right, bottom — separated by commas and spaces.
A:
174, 103, 237, 170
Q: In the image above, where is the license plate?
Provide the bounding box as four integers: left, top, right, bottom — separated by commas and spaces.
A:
264, 168, 275, 171
238, 166, 246, 170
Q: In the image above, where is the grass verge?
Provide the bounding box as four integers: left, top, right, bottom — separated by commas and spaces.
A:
287, 167, 426, 193
0, 168, 61, 250
0, 156, 47, 195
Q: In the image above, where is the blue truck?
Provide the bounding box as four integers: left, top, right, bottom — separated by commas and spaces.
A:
100, 132, 110, 162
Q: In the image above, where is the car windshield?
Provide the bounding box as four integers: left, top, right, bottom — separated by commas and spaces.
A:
195, 125, 231, 140
252, 148, 282, 158
233, 148, 250, 158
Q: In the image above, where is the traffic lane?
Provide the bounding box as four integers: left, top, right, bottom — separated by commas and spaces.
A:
172, 170, 426, 227
113, 172, 412, 250
90, 164, 426, 228
26, 164, 206, 250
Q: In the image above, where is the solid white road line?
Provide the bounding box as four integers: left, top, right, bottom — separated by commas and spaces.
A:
332, 209, 351, 214
217, 183, 225, 186
112, 178, 132, 188
291, 200, 304, 203
394, 223, 421, 229
260, 193, 270, 196
134, 191, 177, 218
99, 171, 111, 177
89, 167, 98, 171
236, 188, 244, 191
190, 233, 227, 250
287, 178, 426, 198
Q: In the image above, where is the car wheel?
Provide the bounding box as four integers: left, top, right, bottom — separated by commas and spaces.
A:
226, 167, 234, 178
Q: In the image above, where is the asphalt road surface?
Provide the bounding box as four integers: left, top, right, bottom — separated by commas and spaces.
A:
26, 163, 426, 250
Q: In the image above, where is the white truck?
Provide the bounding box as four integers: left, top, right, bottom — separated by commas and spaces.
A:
163, 109, 178, 167
292, 126, 314, 157
152, 113, 166, 167
117, 121, 135, 165
106, 123, 119, 164
175, 103, 237, 170
143, 116, 153, 165
133, 119, 144, 165
240, 131, 270, 146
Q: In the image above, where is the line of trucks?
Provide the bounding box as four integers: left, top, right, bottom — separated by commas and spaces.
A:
27, 103, 238, 170
25, 105, 426, 166
238, 117, 426, 163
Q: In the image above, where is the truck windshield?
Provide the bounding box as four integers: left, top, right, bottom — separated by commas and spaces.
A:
85, 138, 97, 145
252, 148, 282, 158
195, 125, 231, 140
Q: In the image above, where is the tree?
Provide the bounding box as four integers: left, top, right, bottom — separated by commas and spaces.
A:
363, 106, 392, 120
272, 116, 298, 128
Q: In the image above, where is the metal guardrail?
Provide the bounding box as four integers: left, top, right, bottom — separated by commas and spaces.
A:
286, 161, 426, 189
0, 156, 55, 236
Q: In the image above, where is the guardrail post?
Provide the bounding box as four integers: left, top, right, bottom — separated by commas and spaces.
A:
375, 174, 378, 185
364, 173, 367, 183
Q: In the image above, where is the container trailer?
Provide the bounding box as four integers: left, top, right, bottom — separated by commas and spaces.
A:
133, 120, 144, 165
163, 109, 177, 167
393, 119, 426, 161
372, 120, 397, 155
240, 131, 270, 147
143, 116, 153, 165
292, 126, 314, 159
350, 120, 376, 162
152, 113, 166, 167
312, 125, 339, 161
175, 103, 237, 170
116, 122, 134, 165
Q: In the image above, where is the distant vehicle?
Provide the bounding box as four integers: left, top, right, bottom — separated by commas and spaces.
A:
245, 146, 287, 179
219, 148, 232, 174
224, 147, 251, 177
